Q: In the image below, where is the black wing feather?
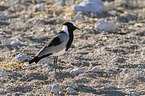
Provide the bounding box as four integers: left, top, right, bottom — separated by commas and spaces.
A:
48, 37, 62, 47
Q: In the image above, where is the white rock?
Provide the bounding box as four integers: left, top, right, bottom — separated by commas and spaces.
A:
0, 69, 8, 76
89, 66, 101, 72
53, 1, 65, 7
1, 39, 11, 45
13, 53, 27, 62
28, 44, 36, 48
74, 0, 106, 14
66, 87, 77, 94
11, 39, 22, 45
73, 13, 89, 21
34, 3, 45, 11
95, 20, 116, 32
48, 83, 62, 91
70, 68, 84, 76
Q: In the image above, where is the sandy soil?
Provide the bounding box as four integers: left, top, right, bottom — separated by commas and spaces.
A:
0, 0, 145, 95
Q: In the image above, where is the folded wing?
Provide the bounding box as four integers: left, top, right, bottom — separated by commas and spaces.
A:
37, 33, 69, 58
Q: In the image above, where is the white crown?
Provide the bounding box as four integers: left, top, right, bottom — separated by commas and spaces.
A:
69, 21, 76, 26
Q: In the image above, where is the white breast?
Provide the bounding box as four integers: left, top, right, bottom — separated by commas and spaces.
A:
52, 48, 66, 56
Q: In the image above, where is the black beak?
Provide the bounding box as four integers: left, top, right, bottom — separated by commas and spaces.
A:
75, 26, 80, 30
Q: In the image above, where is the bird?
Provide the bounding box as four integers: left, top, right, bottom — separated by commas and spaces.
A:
29, 21, 79, 73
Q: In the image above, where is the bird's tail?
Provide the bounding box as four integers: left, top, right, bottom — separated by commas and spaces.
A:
29, 56, 40, 64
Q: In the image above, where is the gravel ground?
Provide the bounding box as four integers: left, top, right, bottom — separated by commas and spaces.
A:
0, 0, 145, 95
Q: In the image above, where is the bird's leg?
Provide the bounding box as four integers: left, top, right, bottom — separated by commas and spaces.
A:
54, 56, 57, 73
56, 56, 62, 73
54, 56, 62, 74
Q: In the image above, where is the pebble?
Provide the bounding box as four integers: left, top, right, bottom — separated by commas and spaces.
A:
53, 1, 65, 7
70, 68, 84, 76
0, 15, 8, 20
1, 39, 11, 45
115, 0, 134, 5
13, 53, 27, 62
0, 11, 8, 20
34, 3, 45, 12
11, 39, 22, 45
66, 87, 77, 94
74, 0, 106, 14
131, 92, 141, 96
104, 2, 115, 11
48, 83, 62, 91
95, 19, 116, 32
47, 26, 55, 31
0, 69, 8, 76
41, 64, 53, 72
73, 13, 89, 21
89, 66, 101, 72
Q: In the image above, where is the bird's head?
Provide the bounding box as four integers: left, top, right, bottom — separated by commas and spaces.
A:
61, 21, 80, 35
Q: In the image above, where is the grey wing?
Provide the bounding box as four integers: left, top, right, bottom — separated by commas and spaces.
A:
37, 33, 69, 58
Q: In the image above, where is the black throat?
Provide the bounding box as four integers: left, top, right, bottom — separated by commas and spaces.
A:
66, 30, 74, 51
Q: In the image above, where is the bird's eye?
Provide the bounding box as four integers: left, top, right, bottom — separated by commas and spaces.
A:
71, 24, 74, 27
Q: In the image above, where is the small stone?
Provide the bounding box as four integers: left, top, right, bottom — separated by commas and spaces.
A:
73, 13, 89, 21
70, 68, 84, 76
47, 26, 55, 31
48, 83, 62, 91
40, 28, 45, 32
104, 2, 115, 11
34, 3, 45, 12
11, 39, 22, 45
0, 69, 8, 76
89, 66, 101, 72
1, 39, 11, 45
66, 64, 74, 68
0, 15, 8, 20
55, 18, 63, 24
95, 20, 116, 32
0, 1, 5, 6
66, 87, 77, 94
74, 0, 106, 14
59, 91, 65, 95
41, 64, 53, 72
115, 0, 134, 6
131, 92, 141, 96
13, 53, 27, 62
53, 1, 65, 7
